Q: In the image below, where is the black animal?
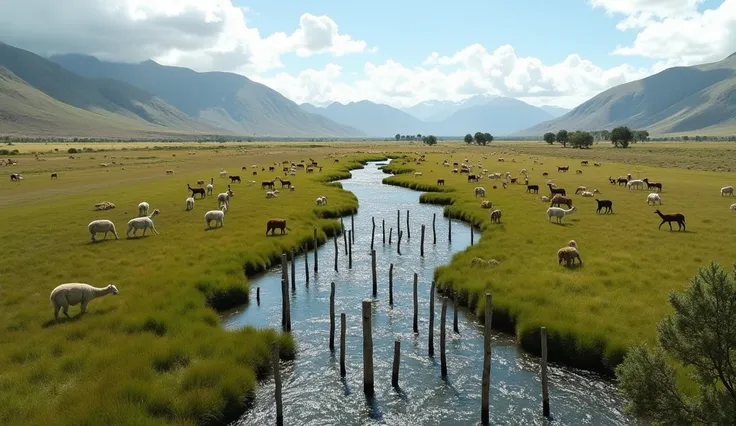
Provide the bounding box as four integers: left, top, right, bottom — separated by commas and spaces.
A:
51, 173, 58, 179
261, 180, 275, 190
229, 175, 241, 183
187, 184, 206, 199
467, 174, 478, 182
643, 178, 662, 192
547, 183, 566, 196
617, 177, 628, 186
278, 178, 291, 188
526, 184, 539, 194
595, 199, 613, 214
654, 210, 685, 231
557, 166, 569, 172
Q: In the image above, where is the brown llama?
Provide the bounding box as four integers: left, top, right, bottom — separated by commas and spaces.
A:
550, 194, 573, 208
548, 183, 566, 196
654, 209, 685, 231
266, 218, 288, 235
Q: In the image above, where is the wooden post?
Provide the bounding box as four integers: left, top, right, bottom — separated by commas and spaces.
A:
290, 250, 296, 291
389, 264, 394, 306
420, 224, 425, 257
348, 231, 353, 269
371, 250, 377, 297
441, 299, 448, 378
351, 214, 355, 246
281, 253, 289, 290
256, 287, 260, 306
342, 217, 348, 255
481, 293, 493, 425
272, 343, 283, 426
371, 217, 375, 252
432, 213, 437, 244
392, 340, 400, 388
397, 230, 402, 255
471, 225, 474, 246
304, 243, 310, 285
413, 273, 419, 333
313, 228, 318, 273
362, 299, 374, 396
334, 234, 339, 272
448, 215, 452, 243
428, 281, 436, 357
453, 293, 459, 333
541, 327, 550, 417
382, 219, 386, 245
329, 282, 336, 352
406, 209, 410, 239
397, 209, 400, 235
389, 228, 393, 245
340, 313, 346, 377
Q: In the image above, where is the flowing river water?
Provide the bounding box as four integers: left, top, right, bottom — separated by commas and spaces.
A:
223, 161, 629, 425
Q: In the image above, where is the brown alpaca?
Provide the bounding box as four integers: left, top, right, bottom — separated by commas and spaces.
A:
266, 218, 288, 235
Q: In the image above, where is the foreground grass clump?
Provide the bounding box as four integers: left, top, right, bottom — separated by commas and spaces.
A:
0, 144, 384, 425
382, 146, 736, 375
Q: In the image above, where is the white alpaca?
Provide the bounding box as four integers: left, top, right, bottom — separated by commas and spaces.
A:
50, 283, 118, 321
185, 197, 195, 211
219, 170, 228, 178
127, 209, 160, 237
730, 203, 736, 211
581, 191, 594, 197
414, 172, 423, 177
217, 188, 233, 209
627, 179, 645, 190
316, 196, 325, 205
205, 205, 227, 229
647, 193, 662, 205
206, 178, 214, 196
266, 191, 277, 198
289, 186, 295, 191
721, 186, 734, 196
137, 202, 149, 217
540, 196, 550, 202
88, 220, 119, 242
474, 187, 486, 197
546, 206, 577, 224
520, 168, 528, 176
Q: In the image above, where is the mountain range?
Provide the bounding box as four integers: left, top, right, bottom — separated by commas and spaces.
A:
516, 53, 736, 136
0, 39, 734, 139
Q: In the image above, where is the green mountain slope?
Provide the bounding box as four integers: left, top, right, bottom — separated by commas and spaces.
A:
516, 53, 736, 136
0, 42, 222, 136
51, 54, 364, 138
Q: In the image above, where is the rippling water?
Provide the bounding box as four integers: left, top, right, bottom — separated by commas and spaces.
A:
223, 161, 630, 425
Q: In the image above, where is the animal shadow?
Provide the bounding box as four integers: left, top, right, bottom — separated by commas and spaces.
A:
42, 306, 117, 328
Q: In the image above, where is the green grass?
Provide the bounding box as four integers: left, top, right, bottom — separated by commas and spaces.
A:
381, 145, 736, 375
0, 144, 385, 425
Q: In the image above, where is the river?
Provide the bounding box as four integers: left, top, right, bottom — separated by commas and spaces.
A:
223, 161, 629, 425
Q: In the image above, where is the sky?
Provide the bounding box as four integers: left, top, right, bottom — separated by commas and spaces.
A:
0, 0, 735, 109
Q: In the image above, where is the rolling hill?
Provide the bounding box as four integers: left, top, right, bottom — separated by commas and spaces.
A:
50, 54, 363, 138
300, 101, 427, 137
431, 97, 554, 136
517, 53, 736, 136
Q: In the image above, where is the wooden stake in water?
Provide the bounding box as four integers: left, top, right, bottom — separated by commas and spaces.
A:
406, 209, 411, 239
433, 213, 437, 244
420, 224, 425, 257
448, 215, 452, 243
290, 250, 296, 291
413, 273, 419, 333
340, 313, 346, 377
397, 230, 403, 255
382, 219, 386, 245
313, 228, 319, 273
256, 287, 260, 306
281, 253, 289, 290
304, 243, 310, 285
428, 281, 436, 357
481, 293, 493, 425
389, 228, 393, 245
371, 250, 377, 297
329, 282, 336, 352
392, 340, 401, 388
351, 214, 355, 246
471, 224, 474, 246
441, 298, 448, 378
272, 343, 283, 426
342, 217, 348, 255
453, 293, 459, 333
371, 217, 376, 251
397, 209, 401, 235
362, 299, 374, 396
334, 234, 339, 272
389, 263, 394, 306
541, 327, 550, 417
348, 230, 353, 269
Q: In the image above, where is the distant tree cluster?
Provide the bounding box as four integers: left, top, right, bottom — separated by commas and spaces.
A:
422, 135, 438, 146
395, 133, 425, 141
464, 132, 494, 145
542, 127, 651, 148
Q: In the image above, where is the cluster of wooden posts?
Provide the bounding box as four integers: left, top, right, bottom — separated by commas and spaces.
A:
268, 213, 551, 425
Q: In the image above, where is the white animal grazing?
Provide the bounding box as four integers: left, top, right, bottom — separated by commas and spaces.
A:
266, 191, 277, 198
627, 179, 645, 190
206, 178, 214, 196
185, 197, 195, 211
219, 170, 228, 178
414, 172, 423, 177
50, 283, 119, 321
474, 187, 486, 197
137, 202, 150, 217
217, 188, 233, 209
127, 209, 160, 237
721, 186, 734, 196
647, 193, 662, 205
88, 220, 119, 242
316, 196, 326, 206
540, 196, 550, 202
490, 209, 502, 224
205, 205, 227, 229
546, 206, 578, 224
581, 191, 594, 197
730, 203, 736, 211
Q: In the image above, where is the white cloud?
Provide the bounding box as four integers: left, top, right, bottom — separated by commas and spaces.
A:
0, 0, 372, 73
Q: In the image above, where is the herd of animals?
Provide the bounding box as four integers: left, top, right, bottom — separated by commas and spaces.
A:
404, 152, 736, 268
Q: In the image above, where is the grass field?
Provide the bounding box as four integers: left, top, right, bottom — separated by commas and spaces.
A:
0, 144, 385, 425
381, 142, 736, 373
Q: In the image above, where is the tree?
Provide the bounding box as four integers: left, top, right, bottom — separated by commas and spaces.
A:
600, 129, 611, 141
474, 131, 486, 146
395, 133, 401, 141
464, 134, 474, 144
484, 133, 493, 144
556, 129, 569, 147
422, 135, 437, 146
611, 126, 633, 148
543, 132, 556, 145
617, 262, 736, 425
569, 131, 593, 149
634, 130, 649, 143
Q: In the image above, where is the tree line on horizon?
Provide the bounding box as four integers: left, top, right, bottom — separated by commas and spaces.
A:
542, 126, 651, 149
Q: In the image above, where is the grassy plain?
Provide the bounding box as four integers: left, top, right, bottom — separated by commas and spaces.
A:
383, 142, 736, 373
0, 143, 386, 425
